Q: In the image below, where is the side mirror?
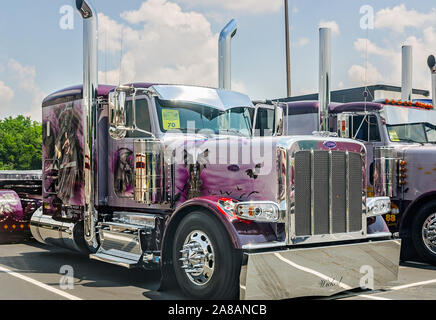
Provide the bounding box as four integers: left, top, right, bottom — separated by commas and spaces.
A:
428, 55, 436, 72
337, 113, 351, 138
274, 106, 284, 136
109, 90, 127, 129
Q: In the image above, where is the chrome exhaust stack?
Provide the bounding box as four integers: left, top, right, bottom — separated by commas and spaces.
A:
318, 28, 331, 132
428, 55, 436, 108
218, 19, 237, 90
401, 45, 413, 102
76, 0, 99, 249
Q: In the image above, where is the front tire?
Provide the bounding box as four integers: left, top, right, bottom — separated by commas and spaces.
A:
411, 201, 436, 265
172, 211, 240, 299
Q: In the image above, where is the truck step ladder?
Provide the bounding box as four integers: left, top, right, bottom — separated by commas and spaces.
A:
89, 221, 145, 269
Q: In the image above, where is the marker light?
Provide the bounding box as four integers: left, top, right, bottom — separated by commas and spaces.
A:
399, 160, 407, 185
383, 100, 433, 110
235, 201, 280, 222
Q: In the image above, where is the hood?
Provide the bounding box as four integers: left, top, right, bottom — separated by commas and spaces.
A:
397, 144, 436, 200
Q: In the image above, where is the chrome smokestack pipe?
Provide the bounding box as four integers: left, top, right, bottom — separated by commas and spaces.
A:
76, 0, 98, 249
318, 28, 331, 132
401, 45, 413, 102
218, 19, 237, 90
428, 55, 436, 108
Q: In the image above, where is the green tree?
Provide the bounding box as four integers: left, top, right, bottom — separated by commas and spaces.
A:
0, 116, 42, 170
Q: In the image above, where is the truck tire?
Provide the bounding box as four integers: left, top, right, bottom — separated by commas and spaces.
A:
411, 201, 436, 265
172, 211, 240, 299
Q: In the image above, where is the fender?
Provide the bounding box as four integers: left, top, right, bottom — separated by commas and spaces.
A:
162, 196, 242, 252
400, 190, 436, 233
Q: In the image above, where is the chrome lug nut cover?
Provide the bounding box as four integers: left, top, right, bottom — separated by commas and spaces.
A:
179, 230, 215, 286
422, 213, 436, 254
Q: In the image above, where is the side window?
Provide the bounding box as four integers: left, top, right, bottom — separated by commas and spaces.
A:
255, 108, 275, 136
126, 99, 152, 138
286, 113, 318, 135
352, 115, 380, 142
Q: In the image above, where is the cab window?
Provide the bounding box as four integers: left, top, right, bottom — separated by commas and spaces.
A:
255, 108, 275, 136
125, 99, 152, 138
352, 114, 380, 142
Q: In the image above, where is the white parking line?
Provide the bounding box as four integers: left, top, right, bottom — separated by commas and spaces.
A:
358, 294, 391, 300
0, 264, 82, 300
273, 253, 353, 290
390, 279, 436, 291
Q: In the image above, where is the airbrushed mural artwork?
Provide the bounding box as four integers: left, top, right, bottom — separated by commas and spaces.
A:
42, 101, 84, 218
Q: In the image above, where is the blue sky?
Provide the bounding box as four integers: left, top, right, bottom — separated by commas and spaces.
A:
0, 0, 435, 120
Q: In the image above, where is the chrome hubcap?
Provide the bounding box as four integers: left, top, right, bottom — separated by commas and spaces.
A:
422, 213, 436, 254
179, 230, 215, 286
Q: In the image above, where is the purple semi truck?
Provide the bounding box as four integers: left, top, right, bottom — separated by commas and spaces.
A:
255, 99, 436, 264
253, 33, 436, 265
0, 2, 401, 299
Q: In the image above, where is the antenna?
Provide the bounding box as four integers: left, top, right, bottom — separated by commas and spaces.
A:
284, 0, 291, 97
118, 26, 124, 86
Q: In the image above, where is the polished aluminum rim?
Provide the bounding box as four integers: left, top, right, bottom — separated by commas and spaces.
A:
179, 230, 215, 286
422, 212, 436, 254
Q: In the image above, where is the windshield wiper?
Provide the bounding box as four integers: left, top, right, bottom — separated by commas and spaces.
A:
398, 139, 425, 145
219, 129, 248, 137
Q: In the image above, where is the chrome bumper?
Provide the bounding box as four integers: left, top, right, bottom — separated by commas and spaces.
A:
239, 239, 401, 300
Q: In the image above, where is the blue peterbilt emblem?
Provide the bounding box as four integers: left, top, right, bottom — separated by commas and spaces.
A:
323, 141, 337, 149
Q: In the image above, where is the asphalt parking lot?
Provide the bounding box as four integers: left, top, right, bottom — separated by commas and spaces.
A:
0, 241, 435, 300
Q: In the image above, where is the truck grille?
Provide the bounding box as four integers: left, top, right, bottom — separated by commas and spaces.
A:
294, 150, 363, 236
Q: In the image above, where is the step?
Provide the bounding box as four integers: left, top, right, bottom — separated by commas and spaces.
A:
90, 249, 141, 269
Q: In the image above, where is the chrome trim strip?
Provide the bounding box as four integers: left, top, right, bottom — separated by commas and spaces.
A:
367, 232, 392, 239
328, 150, 333, 234
242, 241, 287, 250
310, 149, 315, 236
345, 151, 350, 233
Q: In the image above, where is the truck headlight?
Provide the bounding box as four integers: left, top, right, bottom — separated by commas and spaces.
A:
366, 197, 391, 217
235, 202, 280, 222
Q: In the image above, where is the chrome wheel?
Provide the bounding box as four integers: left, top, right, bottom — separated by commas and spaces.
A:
422, 213, 436, 254
179, 230, 215, 286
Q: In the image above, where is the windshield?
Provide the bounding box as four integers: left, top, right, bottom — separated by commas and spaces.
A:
155, 98, 252, 137
387, 123, 436, 144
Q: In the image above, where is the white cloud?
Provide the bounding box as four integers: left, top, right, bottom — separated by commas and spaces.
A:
375, 4, 436, 33
348, 62, 384, 86
5, 59, 45, 120
0, 81, 14, 103
99, 0, 238, 90
292, 37, 309, 48
295, 87, 317, 96
350, 27, 436, 91
179, 0, 283, 14
318, 20, 340, 36
353, 38, 395, 59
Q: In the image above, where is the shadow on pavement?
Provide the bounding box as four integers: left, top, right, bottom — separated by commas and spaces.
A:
0, 241, 185, 300
400, 261, 436, 271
